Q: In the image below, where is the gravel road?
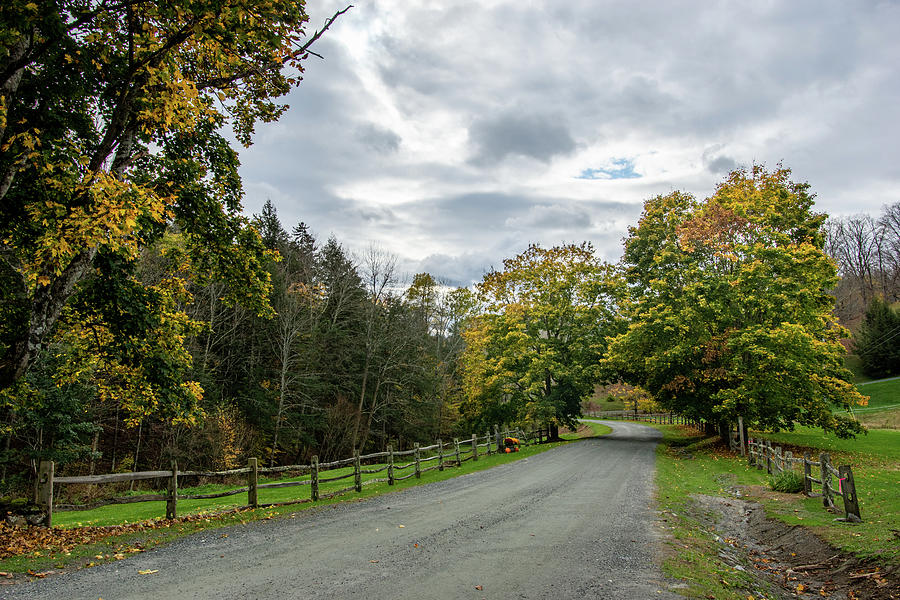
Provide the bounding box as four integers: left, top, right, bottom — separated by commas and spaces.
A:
4, 421, 679, 599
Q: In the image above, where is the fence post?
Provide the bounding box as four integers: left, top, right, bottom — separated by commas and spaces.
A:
820, 453, 833, 508
784, 450, 793, 475
764, 441, 772, 474
454, 438, 460, 466
38, 460, 54, 528
438, 439, 444, 471
414, 443, 421, 479
354, 448, 362, 492
485, 430, 491, 455
248, 457, 258, 508
494, 425, 501, 455
738, 416, 746, 457
838, 465, 862, 522
311, 455, 319, 501
166, 460, 178, 520
471, 434, 478, 461
388, 446, 394, 485
775, 446, 783, 473
802, 453, 812, 495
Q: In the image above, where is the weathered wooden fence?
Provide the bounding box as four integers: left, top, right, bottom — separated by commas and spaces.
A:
37, 426, 536, 527
746, 437, 862, 522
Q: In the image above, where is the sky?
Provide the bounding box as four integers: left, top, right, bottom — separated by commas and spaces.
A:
236, 0, 900, 287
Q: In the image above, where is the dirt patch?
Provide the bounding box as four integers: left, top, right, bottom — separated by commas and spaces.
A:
562, 423, 594, 438
688, 492, 898, 599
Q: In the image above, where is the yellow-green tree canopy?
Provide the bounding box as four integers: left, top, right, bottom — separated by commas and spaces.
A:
460, 243, 620, 432
606, 166, 867, 437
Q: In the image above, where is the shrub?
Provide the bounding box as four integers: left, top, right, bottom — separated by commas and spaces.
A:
769, 470, 804, 493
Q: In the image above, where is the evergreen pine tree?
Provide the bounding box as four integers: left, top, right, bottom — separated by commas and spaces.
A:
855, 296, 900, 378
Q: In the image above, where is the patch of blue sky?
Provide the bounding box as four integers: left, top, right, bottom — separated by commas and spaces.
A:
577, 158, 641, 180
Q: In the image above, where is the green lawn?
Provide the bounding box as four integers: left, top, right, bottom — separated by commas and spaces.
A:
854, 377, 900, 412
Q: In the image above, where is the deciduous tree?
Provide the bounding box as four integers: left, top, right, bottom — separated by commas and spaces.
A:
0, 1, 349, 406
461, 244, 619, 436
607, 166, 866, 437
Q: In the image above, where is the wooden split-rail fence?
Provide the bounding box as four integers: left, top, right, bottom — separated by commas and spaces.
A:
746, 437, 862, 522
36, 426, 533, 527
584, 410, 704, 430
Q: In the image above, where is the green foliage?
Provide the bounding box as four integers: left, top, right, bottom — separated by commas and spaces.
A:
0, 0, 339, 399
460, 243, 621, 431
769, 470, 804, 493
607, 166, 866, 437
854, 296, 900, 379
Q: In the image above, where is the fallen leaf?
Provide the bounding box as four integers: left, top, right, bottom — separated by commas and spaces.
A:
398, 524, 405, 528
369, 560, 379, 563
475, 585, 483, 591
138, 569, 158, 575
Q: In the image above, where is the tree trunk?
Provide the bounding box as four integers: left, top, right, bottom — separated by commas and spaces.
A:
548, 423, 560, 440
350, 357, 370, 450
5, 247, 98, 388
717, 419, 730, 442
129, 421, 142, 491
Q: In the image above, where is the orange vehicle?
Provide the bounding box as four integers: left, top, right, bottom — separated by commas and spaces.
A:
503, 437, 520, 453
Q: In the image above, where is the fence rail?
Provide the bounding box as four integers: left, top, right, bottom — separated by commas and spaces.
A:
36, 425, 539, 527
584, 410, 704, 430
746, 437, 861, 522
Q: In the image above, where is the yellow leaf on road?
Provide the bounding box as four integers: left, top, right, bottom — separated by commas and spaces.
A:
138, 569, 158, 575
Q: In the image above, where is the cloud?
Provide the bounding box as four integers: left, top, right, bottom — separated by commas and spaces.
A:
414, 252, 496, 287
505, 203, 593, 230
356, 123, 401, 154
701, 146, 739, 175
468, 112, 577, 165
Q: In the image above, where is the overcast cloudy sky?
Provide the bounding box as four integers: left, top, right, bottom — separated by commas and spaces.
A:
236, 0, 900, 286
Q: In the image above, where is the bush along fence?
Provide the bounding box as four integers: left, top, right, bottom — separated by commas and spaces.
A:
36, 426, 533, 527
745, 437, 862, 523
